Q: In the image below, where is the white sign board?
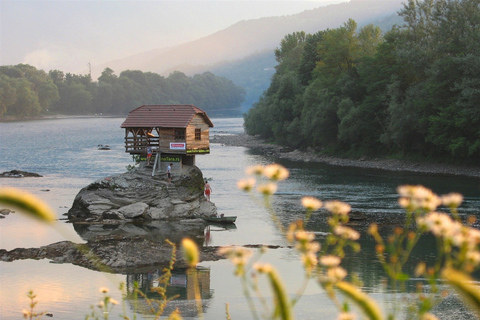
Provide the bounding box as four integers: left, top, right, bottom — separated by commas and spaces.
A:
170, 142, 186, 150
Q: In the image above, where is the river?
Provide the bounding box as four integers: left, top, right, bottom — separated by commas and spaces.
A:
1, 117, 479, 319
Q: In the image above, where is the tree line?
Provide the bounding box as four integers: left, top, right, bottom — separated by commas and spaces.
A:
244, 0, 480, 162
0, 66, 245, 119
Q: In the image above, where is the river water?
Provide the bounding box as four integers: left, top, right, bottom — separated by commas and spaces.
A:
1, 117, 479, 319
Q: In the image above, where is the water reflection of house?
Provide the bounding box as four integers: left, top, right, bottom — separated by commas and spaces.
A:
125, 267, 212, 317
120, 104, 214, 171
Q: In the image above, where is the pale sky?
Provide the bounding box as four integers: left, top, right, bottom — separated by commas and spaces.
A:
0, 0, 344, 75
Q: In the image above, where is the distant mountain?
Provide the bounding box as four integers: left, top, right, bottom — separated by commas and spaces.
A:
95, 0, 404, 110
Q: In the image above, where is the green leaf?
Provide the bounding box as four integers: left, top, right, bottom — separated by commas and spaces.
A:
443, 268, 480, 317
0, 187, 55, 223
396, 273, 410, 281
336, 281, 384, 320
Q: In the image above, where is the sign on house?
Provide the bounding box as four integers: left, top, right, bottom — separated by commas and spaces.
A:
170, 142, 186, 150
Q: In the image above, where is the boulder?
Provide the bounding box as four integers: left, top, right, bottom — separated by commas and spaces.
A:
115, 202, 149, 219
0, 208, 14, 215
0, 208, 14, 220
0, 170, 42, 178
67, 164, 217, 222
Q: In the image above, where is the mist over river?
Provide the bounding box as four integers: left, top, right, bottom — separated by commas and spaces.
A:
1, 117, 479, 319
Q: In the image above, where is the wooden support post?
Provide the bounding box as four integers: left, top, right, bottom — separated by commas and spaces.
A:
152, 151, 160, 177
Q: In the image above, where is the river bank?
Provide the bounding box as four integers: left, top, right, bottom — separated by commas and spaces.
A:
212, 133, 480, 178
0, 113, 122, 122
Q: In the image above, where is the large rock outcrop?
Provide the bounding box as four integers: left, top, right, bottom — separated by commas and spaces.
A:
1, 165, 227, 273
68, 164, 216, 222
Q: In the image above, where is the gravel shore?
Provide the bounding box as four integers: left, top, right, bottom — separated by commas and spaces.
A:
211, 133, 480, 178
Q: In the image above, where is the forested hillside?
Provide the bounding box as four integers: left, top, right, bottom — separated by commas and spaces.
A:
96, 0, 403, 111
99, 0, 402, 77
244, 0, 480, 161
0, 66, 245, 119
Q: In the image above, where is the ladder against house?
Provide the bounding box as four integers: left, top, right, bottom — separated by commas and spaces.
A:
152, 151, 161, 177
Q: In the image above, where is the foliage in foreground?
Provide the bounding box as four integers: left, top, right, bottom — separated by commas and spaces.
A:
233, 164, 480, 320
2, 162, 480, 319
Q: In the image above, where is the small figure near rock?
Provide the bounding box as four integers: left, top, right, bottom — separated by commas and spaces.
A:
146, 145, 153, 165
167, 163, 173, 184
204, 181, 212, 202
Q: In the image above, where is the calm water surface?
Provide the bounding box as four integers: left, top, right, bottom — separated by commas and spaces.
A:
1, 117, 479, 319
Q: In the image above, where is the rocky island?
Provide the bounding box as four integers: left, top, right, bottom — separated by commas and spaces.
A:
1, 104, 229, 271
1, 163, 225, 272
68, 163, 217, 222
0, 170, 43, 178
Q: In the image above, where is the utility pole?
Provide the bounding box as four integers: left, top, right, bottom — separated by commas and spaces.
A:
87, 62, 92, 80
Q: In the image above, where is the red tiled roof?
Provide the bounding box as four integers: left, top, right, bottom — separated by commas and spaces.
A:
120, 105, 214, 128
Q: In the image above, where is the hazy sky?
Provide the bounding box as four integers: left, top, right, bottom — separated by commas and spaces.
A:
0, 0, 344, 74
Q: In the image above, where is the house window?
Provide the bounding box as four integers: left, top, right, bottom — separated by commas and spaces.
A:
195, 128, 201, 140
175, 129, 185, 140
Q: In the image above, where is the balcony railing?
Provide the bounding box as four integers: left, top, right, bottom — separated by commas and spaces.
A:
124, 136, 159, 154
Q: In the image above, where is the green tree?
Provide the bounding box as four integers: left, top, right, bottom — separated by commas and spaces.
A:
314, 19, 359, 88
424, 0, 480, 157
0, 64, 58, 117
0, 74, 17, 117
298, 31, 326, 86
37, 81, 59, 112
48, 70, 65, 85
114, 76, 143, 113
166, 71, 191, 104
300, 79, 340, 149
62, 83, 93, 114
98, 68, 118, 84
274, 31, 306, 62
10, 78, 41, 117
144, 72, 168, 104
244, 0, 480, 162
92, 82, 114, 114
244, 95, 275, 139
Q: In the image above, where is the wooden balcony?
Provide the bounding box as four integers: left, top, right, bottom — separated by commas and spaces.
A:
124, 136, 210, 155
124, 136, 159, 154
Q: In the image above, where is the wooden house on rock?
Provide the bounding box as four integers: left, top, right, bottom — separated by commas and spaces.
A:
121, 104, 214, 172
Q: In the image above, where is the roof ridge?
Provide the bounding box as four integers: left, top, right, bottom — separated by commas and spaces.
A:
120, 104, 213, 128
